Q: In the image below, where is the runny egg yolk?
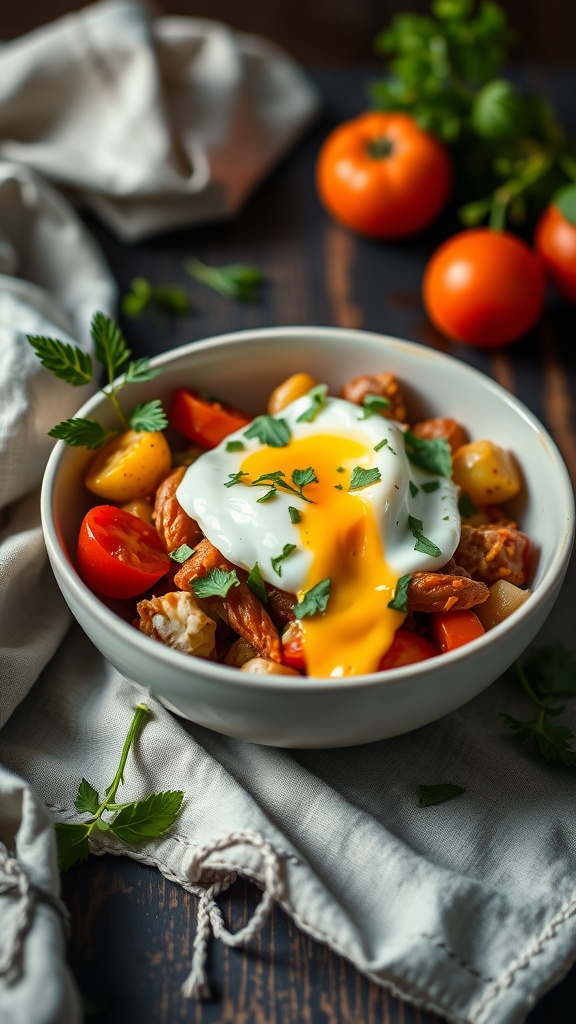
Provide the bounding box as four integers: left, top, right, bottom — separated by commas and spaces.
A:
241, 434, 405, 678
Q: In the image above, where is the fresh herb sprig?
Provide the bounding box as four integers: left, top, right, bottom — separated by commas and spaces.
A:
370, 0, 576, 229
185, 257, 264, 302
55, 704, 184, 872
28, 312, 166, 449
122, 278, 190, 318
501, 643, 576, 767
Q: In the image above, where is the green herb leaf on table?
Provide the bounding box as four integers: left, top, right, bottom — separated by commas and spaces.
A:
418, 784, 465, 808
294, 578, 331, 619
501, 644, 576, 769
296, 384, 328, 423
122, 278, 189, 318
501, 715, 576, 768
74, 778, 100, 815
349, 466, 382, 491
108, 791, 184, 844
55, 823, 92, 872
244, 415, 291, 448
271, 544, 297, 578
246, 562, 268, 605
26, 335, 94, 387
192, 568, 240, 599
522, 644, 576, 698
387, 573, 412, 612
48, 418, 110, 450
185, 257, 264, 302
404, 431, 452, 477
129, 399, 168, 433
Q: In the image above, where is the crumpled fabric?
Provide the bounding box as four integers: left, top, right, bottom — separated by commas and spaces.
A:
0, 0, 320, 241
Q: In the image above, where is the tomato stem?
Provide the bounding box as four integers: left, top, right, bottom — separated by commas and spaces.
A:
367, 136, 394, 159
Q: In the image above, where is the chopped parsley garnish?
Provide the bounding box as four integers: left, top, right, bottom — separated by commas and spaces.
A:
292, 467, 318, 490
408, 515, 442, 557
387, 574, 412, 612
244, 415, 291, 448
359, 393, 391, 418
337, 466, 345, 473
288, 506, 301, 524
294, 578, 331, 619
418, 784, 465, 808
374, 437, 396, 454
271, 544, 297, 577
409, 480, 419, 498
225, 440, 245, 453
246, 563, 268, 605
403, 430, 452, 477
192, 568, 240, 598
251, 469, 316, 503
224, 471, 248, 488
257, 487, 277, 503
296, 384, 328, 423
349, 466, 382, 491
422, 480, 441, 493
169, 544, 195, 563
458, 492, 478, 518
334, 484, 343, 490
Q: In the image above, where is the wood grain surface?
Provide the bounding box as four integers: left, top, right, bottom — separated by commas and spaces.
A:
59, 67, 576, 1023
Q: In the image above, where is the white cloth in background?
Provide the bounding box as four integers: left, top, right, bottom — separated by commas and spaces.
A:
0, 0, 320, 241
1, 7, 576, 1024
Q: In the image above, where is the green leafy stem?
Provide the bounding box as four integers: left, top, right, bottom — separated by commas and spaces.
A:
55, 703, 184, 871
501, 643, 576, 768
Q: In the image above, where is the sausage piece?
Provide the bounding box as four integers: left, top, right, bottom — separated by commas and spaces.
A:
340, 372, 407, 422
411, 417, 467, 455
454, 524, 531, 587
153, 466, 203, 554
407, 568, 489, 613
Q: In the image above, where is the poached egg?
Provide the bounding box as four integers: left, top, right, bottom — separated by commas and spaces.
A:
176, 393, 460, 677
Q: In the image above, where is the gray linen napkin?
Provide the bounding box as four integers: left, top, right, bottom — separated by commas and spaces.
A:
0, 0, 320, 242
1, 13, 576, 1024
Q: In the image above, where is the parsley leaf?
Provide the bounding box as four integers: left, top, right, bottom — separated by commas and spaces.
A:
288, 506, 301, 524
257, 487, 277, 503
185, 257, 264, 302
169, 544, 195, 564
122, 278, 189, 318
349, 466, 382, 490
91, 311, 130, 381
409, 480, 419, 498
224, 471, 249, 488
271, 544, 297, 577
422, 480, 440, 493
374, 437, 396, 454
244, 415, 291, 448
404, 431, 452, 477
123, 358, 162, 385
408, 515, 442, 557
522, 644, 576, 698
129, 399, 168, 432
292, 467, 318, 492
74, 779, 100, 815
192, 568, 240, 598
108, 791, 184, 843
48, 418, 109, 450
27, 335, 93, 387
387, 574, 412, 612
418, 784, 465, 807
501, 715, 576, 767
294, 578, 331, 619
246, 562, 268, 605
359, 393, 391, 418
225, 440, 245, 453
296, 384, 329, 422
55, 823, 91, 872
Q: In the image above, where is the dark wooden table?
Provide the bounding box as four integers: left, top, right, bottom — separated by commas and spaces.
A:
61, 67, 576, 1024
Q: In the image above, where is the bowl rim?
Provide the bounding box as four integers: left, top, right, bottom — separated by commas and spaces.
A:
41, 325, 576, 694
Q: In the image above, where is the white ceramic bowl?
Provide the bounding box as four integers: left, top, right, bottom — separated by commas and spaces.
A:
41, 327, 575, 747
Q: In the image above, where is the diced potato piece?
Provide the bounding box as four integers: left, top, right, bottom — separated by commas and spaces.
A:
267, 373, 317, 415
121, 498, 155, 524
224, 637, 259, 667
137, 591, 216, 657
474, 579, 531, 631
452, 440, 522, 507
240, 657, 301, 676
85, 430, 172, 502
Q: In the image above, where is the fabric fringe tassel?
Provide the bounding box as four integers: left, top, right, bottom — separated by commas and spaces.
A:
181, 830, 284, 1000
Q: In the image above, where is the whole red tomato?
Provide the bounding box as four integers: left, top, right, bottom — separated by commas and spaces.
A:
423, 228, 545, 347
534, 190, 576, 303
315, 112, 452, 238
77, 505, 170, 599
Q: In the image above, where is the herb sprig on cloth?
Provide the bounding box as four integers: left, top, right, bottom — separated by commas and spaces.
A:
55, 704, 184, 871
27, 312, 166, 448
501, 643, 576, 767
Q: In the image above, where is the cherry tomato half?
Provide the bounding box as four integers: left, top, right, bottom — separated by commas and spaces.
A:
378, 630, 439, 671
316, 112, 452, 239
423, 228, 545, 347
430, 610, 485, 653
534, 194, 576, 303
281, 621, 306, 671
170, 389, 250, 449
77, 505, 171, 599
